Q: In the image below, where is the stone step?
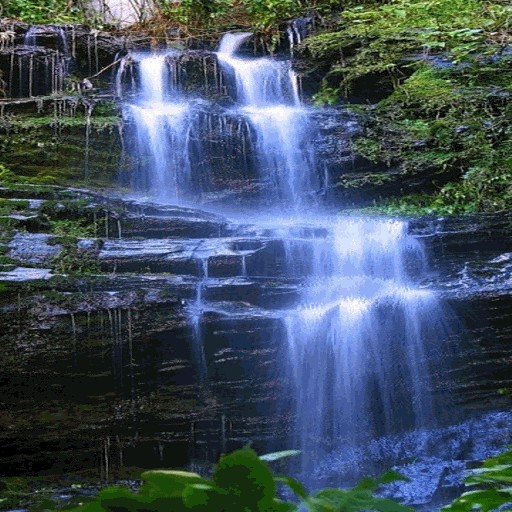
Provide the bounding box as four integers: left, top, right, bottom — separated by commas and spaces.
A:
99, 237, 285, 277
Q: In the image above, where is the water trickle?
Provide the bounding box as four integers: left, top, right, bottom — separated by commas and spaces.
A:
23, 26, 39, 47
21, 25, 70, 97
188, 257, 210, 387
83, 99, 94, 179
241, 254, 247, 277
287, 17, 313, 56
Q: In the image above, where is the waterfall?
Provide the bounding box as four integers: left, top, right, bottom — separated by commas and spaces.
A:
216, 34, 451, 480
118, 53, 195, 202
279, 217, 446, 474
119, 33, 452, 483
119, 35, 320, 208
217, 33, 319, 210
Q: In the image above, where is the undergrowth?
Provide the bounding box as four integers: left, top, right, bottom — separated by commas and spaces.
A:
301, 0, 512, 213
2, 447, 509, 511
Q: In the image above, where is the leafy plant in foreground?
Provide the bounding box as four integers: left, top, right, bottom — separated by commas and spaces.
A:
443, 449, 512, 512
68, 447, 414, 512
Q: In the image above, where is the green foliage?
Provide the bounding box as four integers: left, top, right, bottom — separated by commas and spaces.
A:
1, 0, 82, 23
159, 0, 234, 30
338, 172, 393, 189
49, 218, 96, 238
306, 0, 511, 94
347, 57, 512, 213
0, 163, 28, 186
358, 194, 477, 217
313, 85, 341, 106
65, 447, 411, 512
0, 198, 29, 215
1, 447, 511, 511
312, 0, 512, 215
242, 0, 300, 32
443, 449, 512, 512
51, 244, 100, 274
306, 471, 413, 512
157, 0, 336, 39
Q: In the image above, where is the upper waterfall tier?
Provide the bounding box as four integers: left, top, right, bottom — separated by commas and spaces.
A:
116, 34, 322, 209
217, 32, 301, 107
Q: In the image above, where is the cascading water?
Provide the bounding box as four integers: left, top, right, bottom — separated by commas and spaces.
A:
217, 33, 319, 209
118, 53, 194, 201
215, 35, 450, 476
281, 218, 446, 474
120, 33, 453, 486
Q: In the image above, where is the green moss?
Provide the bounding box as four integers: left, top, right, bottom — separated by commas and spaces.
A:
0, 282, 12, 295
357, 194, 478, 216
0, 254, 17, 266
2, 0, 85, 23
5, 115, 120, 131
50, 219, 96, 239
338, 172, 394, 189
345, 57, 512, 212
306, 0, 511, 95
0, 199, 30, 215
0, 119, 125, 188
351, 138, 382, 164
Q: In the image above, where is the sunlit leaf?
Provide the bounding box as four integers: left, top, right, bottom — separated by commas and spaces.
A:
443, 489, 512, 512
141, 469, 206, 497
260, 450, 301, 462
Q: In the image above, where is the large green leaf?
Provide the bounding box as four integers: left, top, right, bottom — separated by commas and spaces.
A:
466, 466, 512, 486
355, 471, 410, 491
182, 482, 226, 511
308, 488, 415, 512
213, 447, 277, 511
269, 498, 299, 512
442, 489, 512, 512
140, 469, 206, 497
68, 501, 106, 512
97, 486, 188, 512
481, 449, 512, 468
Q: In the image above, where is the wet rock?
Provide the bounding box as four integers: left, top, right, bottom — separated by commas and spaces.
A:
77, 238, 101, 251
0, 45, 67, 97
7, 214, 51, 232
0, 267, 53, 282
410, 212, 512, 292
314, 108, 362, 173
0, 188, 510, 490
8, 233, 61, 265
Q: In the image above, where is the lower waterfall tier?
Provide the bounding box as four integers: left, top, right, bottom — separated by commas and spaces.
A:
0, 189, 510, 510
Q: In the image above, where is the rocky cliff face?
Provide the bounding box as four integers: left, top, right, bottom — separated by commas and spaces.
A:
0, 186, 510, 481
0, 20, 374, 204
0, 22, 511, 510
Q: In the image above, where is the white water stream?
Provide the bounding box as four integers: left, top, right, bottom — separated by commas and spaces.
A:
119, 33, 451, 480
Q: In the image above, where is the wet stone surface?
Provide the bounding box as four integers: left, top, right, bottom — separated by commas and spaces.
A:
8, 233, 62, 264
0, 188, 510, 488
